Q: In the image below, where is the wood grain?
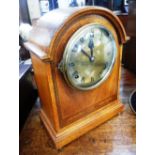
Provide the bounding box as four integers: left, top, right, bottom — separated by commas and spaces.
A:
40, 100, 124, 149
20, 67, 136, 155
49, 14, 122, 127
25, 6, 127, 149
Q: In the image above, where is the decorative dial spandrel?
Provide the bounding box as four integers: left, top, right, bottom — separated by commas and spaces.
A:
60, 24, 117, 90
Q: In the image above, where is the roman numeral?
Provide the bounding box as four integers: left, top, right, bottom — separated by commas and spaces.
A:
81, 76, 85, 82
68, 62, 75, 67
72, 44, 78, 52
103, 62, 108, 69
72, 71, 79, 79
91, 77, 94, 82
80, 37, 84, 43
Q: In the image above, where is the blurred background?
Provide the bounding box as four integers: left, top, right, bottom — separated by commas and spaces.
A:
19, 0, 130, 25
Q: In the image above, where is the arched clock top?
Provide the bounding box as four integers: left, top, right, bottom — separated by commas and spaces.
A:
26, 7, 127, 62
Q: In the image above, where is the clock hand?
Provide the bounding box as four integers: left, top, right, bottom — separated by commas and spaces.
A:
89, 48, 95, 62
88, 33, 95, 62
81, 49, 91, 59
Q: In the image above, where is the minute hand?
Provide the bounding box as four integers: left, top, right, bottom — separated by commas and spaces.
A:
88, 37, 94, 62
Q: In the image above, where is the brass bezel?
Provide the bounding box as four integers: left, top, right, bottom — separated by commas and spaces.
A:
58, 23, 117, 91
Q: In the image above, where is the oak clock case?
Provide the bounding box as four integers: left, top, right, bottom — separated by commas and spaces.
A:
24, 7, 127, 149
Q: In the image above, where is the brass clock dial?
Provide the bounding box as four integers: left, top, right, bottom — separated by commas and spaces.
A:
59, 23, 117, 90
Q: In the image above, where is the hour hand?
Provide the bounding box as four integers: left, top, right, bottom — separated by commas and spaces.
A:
81, 49, 90, 59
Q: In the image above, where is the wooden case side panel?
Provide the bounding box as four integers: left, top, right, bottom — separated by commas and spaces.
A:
30, 53, 59, 130
117, 45, 123, 99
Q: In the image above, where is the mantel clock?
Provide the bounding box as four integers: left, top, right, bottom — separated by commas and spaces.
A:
24, 6, 127, 149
